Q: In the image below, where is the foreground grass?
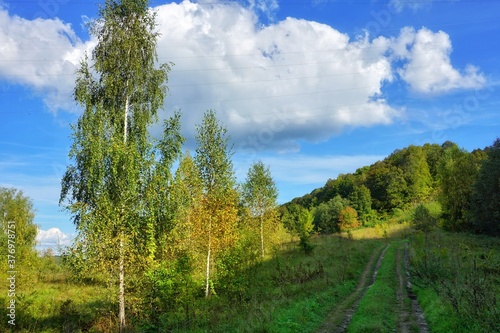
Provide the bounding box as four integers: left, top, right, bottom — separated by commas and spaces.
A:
0, 280, 114, 332
8, 224, 497, 332
0, 235, 383, 332
172, 236, 382, 333
0, 255, 115, 332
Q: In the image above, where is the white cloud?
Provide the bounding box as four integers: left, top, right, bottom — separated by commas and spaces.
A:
36, 227, 73, 248
389, 27, 485, 94
154, 1, 398, 150
0, 9, 94, 112
0, 3, 486, 150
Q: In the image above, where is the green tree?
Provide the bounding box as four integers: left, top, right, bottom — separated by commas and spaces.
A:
313, 195, 349, 234
334, 173, 356, 199
438, 145, 485, 231
422, 143, 444, 186
366, 162, 407, 212
470, 138, 500, 236
0, 187, 37, 266
412, 203, 438, 233
194, 110, 239, 297
282, 203, 314, 253
146, 112, 184, 261
389, 145, 432, 203
60, 0, 171, 330
348, 184, 372, 223
242, 161, 279, 258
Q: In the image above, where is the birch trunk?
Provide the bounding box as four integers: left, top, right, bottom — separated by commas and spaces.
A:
205, 240, 211, 297
119, 236, 126, 332
119, 92, 129, 332
260, 215, 265, 258
205, 215, 212, 297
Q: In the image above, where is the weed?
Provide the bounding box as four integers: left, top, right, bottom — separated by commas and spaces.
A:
409, 231, 500, 332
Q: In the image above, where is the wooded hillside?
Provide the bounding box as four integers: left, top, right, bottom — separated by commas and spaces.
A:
283, 139, 500, 236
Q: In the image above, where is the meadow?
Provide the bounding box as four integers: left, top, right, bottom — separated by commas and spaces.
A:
2, 221, 497, 332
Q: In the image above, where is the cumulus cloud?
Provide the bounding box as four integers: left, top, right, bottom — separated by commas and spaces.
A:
36, 227, 73, 248
0, 9, 94, 112
0, 2, 486, 150
389, 27, 485, 94
154, 1, 398, 150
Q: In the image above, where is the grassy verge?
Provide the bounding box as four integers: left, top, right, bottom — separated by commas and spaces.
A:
347, 241, 399, 333
409, 230, 500, 333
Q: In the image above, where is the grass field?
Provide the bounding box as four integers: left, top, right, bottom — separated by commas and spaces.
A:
1, 223, 498, 332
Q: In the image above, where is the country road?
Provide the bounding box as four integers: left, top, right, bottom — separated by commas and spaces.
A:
316, 241, 430, 333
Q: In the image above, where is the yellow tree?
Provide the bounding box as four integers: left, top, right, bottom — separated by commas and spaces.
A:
169, 152, 203, 258
194, 110, 238, 297
338, 206, 360, 232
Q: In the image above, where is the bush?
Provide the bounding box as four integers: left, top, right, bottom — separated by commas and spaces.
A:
412, 203, 439, 233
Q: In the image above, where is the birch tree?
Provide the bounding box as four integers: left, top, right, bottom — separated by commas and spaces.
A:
169, 152, 203, 258
146, 112, 184, 261
242, 161, 278, 258
60, 0, 170, 331
194, 110, 238, 297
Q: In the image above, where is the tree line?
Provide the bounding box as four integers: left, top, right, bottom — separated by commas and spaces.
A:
283, 139, 500, 237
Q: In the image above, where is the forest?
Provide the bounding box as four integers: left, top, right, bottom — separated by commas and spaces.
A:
0, 0, 498, 332
284, 139, 500, 237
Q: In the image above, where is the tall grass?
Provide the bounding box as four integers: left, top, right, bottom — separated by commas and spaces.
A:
409, 230, 500, 332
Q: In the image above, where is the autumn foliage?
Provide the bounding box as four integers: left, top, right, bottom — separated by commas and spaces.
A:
338, 206, 360, 231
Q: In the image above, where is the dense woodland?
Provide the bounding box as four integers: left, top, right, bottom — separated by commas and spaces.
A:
0, 0, 498, 332
284, 139, 500, 237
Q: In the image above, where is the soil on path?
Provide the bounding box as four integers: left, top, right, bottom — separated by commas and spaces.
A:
315, 243, 390, 333
396, 242, 430, 333
316, 241, 430, 333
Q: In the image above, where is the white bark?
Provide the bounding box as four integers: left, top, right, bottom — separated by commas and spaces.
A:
205, 215, 212, 297
260, 215, 265, 258
124, 90, 129, 145
205, 241, 211, 297
119, 91, 129, 332
119, 236, 126, 332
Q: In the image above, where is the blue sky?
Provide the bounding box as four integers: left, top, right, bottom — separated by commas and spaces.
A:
0, 0, 499, 250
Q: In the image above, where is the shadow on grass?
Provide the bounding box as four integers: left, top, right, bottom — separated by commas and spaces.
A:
0, 294, 115, 332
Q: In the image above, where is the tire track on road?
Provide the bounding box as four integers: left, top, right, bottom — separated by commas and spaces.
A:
316, 243, 390, 333
403, 242, 430, 333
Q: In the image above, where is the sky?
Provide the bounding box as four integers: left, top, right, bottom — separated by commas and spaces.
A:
0, 0, 499, 251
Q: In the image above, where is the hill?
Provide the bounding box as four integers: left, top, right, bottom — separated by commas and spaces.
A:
281, 139, 499, 236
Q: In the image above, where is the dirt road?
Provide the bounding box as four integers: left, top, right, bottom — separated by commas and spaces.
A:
316, 241, 429, 333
